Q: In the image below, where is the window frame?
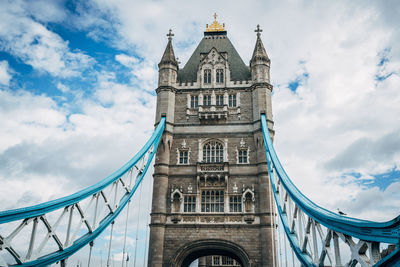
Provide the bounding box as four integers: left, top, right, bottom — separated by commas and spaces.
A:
203, 95, 211, 106
228, 94, 237, 107
216, 69, 224, 83
179, 150, 189, 164
190, 95, 198, 108
229, 195, 242, 212
183, 196, 196, 212
238, 149, 248, 164
201, 190, 224, 213
216, 95, 224, 106
203, 141, 224, 163
204, 69, 211, 84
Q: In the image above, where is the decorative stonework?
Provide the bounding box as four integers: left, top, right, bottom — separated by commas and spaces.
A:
150, 20, 275, 267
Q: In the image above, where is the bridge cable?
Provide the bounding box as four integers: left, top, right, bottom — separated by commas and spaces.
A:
133, 180, 144, 267
277, 213, 282, 267
121, 169, 134, 267
121, 200, 131, 267
268, 171, 276, 267
106, 221, 115, 267
143, 168, 154, 266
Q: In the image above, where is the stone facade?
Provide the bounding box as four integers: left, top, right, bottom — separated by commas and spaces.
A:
149, 20, 276, 267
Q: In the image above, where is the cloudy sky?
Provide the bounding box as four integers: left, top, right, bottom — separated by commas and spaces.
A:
0, 0, 399, 265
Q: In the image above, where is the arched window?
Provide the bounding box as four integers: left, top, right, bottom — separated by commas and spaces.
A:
216, 69, 224, 83
204, 69, 211, 84
203, 141, 224, 163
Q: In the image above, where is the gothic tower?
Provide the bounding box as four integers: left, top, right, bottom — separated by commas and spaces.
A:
149, 15, 276, 267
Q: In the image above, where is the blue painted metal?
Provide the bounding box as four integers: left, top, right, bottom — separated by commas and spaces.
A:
261, 114, 400, 266
265, 151, 317, 267
260, 114, 400, 245
0, 117, 166, 224
10, 124, 164, 266
374, 247, 400, 267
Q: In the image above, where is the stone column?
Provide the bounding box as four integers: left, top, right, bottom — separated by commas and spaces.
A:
148, 133, 172, 267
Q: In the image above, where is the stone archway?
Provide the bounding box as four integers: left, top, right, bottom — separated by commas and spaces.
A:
171, 239, 252, 267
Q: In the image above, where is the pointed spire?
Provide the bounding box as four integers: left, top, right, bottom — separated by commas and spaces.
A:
250, 24, 269, 64
159, 29, 178, 67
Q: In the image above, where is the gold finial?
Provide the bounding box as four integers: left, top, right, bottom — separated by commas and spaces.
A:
205, 13, 225, 32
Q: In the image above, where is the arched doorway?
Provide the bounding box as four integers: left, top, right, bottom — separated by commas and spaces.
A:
172, 239, 252, 267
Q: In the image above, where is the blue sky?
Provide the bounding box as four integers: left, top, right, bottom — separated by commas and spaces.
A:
0, 0, 400, 265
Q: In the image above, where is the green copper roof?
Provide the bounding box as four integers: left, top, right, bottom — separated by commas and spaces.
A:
178, 33, 251, 82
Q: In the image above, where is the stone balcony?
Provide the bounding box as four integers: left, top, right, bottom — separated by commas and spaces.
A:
198, 105, 228, 120
197, 162, 229, 187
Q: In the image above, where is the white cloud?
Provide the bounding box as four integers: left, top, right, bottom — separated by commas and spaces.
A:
56, 82, 70, 93
0, 61, 12, 86
0, 1, 93, 77
0, 3, 399, 262
79, 0, 400, 222
115, 54, 139, 67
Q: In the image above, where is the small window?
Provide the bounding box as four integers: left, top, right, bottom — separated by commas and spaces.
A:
216, 69, 224, 83
229, 195, 242, 212
204, 69, 211, 84
213, 256, 220, 265
238, 150, 248, 164
203, 95, 211, 106
229, 94, 237, 107
190, 95, 198, 108
179, 151, 188, 164
216, 95, 224, 106
201, 190, 224, 212
184, 196, 196, 212
222, 256, 234, 265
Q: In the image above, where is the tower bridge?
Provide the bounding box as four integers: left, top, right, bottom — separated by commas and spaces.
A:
0, 15, 399, 267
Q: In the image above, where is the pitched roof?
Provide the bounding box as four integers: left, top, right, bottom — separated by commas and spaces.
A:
159, 38, 178, 67
250, 34, 269, 64
178, 32, 250, 82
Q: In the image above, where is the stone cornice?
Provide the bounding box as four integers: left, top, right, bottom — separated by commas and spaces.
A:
155, 86, 177, 93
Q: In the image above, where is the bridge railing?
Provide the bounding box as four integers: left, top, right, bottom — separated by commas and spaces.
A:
261, 114, 400, 267
0, 117, 166, 267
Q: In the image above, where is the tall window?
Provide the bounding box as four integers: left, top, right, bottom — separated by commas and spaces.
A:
203, 95, 211, 106
204, 69, 211, 84
229, 94, 237, 107
203, 141, 223, 163
190, 95, 198, 108
184, 196, 196, 212
216, 95, 224, 106
229, 195, 242, 212
216, 69, 224, 83
238, 150, 248, 164
201, 190, 224, 212
179, 151, 188, 164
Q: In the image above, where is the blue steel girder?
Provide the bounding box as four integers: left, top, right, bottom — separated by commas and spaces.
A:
260, 114, 400, 267
0, 117, 166, 266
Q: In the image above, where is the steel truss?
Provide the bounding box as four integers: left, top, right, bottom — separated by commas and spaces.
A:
0, 117, 165, 266
260, 114, 400, 267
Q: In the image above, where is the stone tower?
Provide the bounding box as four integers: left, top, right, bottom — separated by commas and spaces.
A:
149, 16, 275, 267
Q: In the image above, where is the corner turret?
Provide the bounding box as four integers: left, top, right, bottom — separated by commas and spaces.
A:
158, 29, 178, 87
155, 29, 178, 124
250, 25, 270, 83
